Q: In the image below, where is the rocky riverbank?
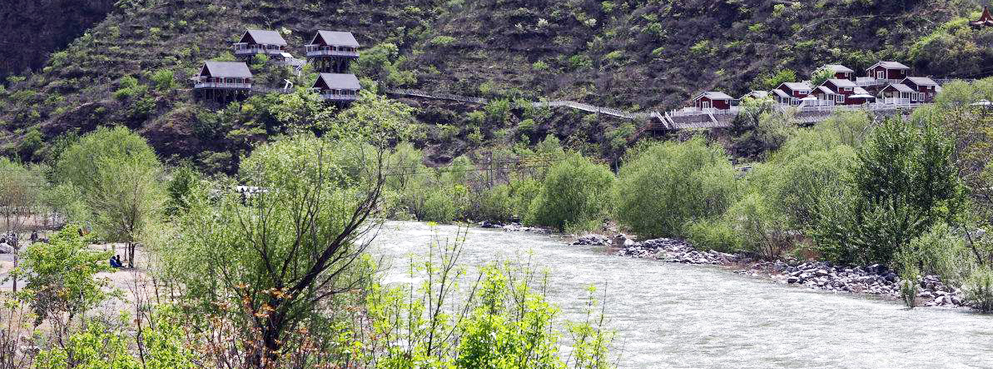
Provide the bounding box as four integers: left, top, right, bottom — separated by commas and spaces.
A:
599, 235, 967, 309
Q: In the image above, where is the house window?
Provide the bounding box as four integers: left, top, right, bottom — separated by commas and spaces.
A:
701, 100, 711, 109
835, 94, 844, 103
877, 70, 885, 79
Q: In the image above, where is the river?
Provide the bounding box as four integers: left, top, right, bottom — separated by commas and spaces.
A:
368, 221, 993, 368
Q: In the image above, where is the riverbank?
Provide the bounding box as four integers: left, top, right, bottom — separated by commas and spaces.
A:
571, 234, 968, 309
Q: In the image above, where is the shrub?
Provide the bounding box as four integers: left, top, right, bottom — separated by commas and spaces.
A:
615, 137, 737, 238
684, 218, 742, 252
423, 190, 457, 223
526, 154, 614, 232
113, 75, 147, 100
964, 267, 993, 313
725, 193, 790, 259
151, 69, 176, 91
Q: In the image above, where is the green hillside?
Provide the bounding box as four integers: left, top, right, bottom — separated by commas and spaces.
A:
0, 0, 991, 171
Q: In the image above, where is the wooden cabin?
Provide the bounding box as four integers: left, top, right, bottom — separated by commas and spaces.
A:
193, 61, 252, 101
901, 77, 939, 103
971, 6, 993, 28
693, 92, 732, 111
814, 79, 873, 105
865, 61, 910, 82
879, 83, 917, 104
312, 73, 361, 103
821, 64, 855, 80
773, 82, 812, 105
233, 30, 289, 59
306, 31, 360, 73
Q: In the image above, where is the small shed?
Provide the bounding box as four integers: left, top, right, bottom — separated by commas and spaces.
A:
822, 64, 855, 80
312, 73, 361, 102
693, 92, 733, 110
194, 61, 253, 89
233, 30, 288, 58
866, 61, 910, 81
971, 7, 993, 28
901, 77, 939, 102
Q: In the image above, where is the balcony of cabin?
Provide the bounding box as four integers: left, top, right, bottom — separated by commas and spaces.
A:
317, 89, 359, 102
233, 43, 286, 57
306, 45, 360, 58
194, 76, 252, 90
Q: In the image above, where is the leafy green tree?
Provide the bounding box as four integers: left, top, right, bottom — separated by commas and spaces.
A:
171, 134, 384, 366
526, 154, 614, 232
809, 66, 835, 87
615, 137, 737, 238
56, 126, 165, 268
165, 164, 202, 216
814, 119, 965, 265
13, 228, 110, 340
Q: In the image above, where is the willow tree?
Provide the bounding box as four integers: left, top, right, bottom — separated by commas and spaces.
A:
173, 134, 385, 367
56, 126, 164, 268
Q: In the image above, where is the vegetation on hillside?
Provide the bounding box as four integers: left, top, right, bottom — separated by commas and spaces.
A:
1, 0, 992, 170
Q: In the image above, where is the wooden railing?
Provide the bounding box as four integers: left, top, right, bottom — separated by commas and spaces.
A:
305, 47, 360, 58
195, 82, 252, 89
319, 93, 359, 101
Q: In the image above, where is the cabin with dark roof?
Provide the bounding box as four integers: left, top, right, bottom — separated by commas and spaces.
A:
233, 30, 289, 59
822, 64, 855, 80
306, 31, 360, 73
693, 92, 732, 111
193, 61, 253, 101
971, 6, 993, 28
866, 61, 910, 82
901, 77, 939, 103
312, 73, 361, 103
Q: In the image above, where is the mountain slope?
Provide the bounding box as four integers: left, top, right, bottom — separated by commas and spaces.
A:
0, 0, 990, 169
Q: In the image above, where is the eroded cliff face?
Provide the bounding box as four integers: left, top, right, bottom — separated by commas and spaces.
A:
0, 0, 115, 78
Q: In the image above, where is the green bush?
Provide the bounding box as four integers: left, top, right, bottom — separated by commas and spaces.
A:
151, 68, 176, 91
615, 137, 737, 238
684, 218, 742, 252
725, 193, 790, 259
526, 154, 614, 232
813, 119, 965, 266
423, 190, 457, 222
964, 267, 993, 313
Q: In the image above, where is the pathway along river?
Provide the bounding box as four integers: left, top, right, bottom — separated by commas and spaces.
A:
368, 222, 993, 368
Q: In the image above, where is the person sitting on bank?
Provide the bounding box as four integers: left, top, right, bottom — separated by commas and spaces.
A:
109, 255, 123, 269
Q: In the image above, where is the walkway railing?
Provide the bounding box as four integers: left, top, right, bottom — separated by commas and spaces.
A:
195, 82, 252, 89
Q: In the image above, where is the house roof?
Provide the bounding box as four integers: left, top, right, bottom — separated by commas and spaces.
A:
826, 78, 857, 88
242, 30, 287, 46
771, 89, 790, 98
315, 73, 361, 90
695, 91, 732, 101
311, 31, 360, 47
780, 82, 812, 91
815, 86, 835, 95
903, 76, 938, 87
741, 91, 768, 99
853, 87, 871, 95
823, 64, 854, 74
882, 83, 915, 93
867, 61, 910, 71
202, 61, 252, 78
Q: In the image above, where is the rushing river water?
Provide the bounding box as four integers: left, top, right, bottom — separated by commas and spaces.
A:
368, 221, 993, 368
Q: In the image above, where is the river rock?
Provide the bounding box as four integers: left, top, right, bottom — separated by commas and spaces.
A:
573, 234, 610, 246
0, 243, 13, 254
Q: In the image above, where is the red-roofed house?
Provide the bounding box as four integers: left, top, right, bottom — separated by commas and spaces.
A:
901, 77, 940, 103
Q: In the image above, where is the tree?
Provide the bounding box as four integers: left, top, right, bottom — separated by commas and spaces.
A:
56, 126, 165, 268
13, 228, 110, 343
615, 137, 738, 238
809, 66, 835, 87
814, 119, 965, 265
0, 158, 42, 236
525, 154, 614, 232
171, 134, 385, 366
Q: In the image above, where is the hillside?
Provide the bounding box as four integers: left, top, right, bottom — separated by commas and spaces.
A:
0, 0, 991, 170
